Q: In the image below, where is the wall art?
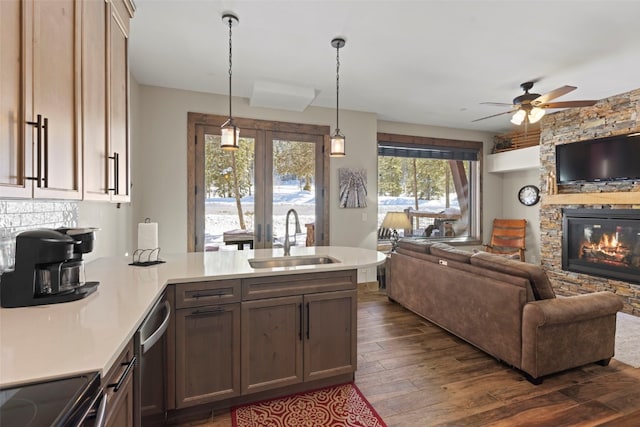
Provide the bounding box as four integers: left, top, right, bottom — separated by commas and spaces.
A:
339, 168, 367, 208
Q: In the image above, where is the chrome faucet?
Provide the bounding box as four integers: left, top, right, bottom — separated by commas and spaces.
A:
283, 209, 302, 256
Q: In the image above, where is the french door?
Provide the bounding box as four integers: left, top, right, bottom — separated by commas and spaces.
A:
188, 113, 330, 252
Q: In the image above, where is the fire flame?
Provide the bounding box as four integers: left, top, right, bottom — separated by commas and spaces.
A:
597, 233, 619, 250
579, 231, 628, 265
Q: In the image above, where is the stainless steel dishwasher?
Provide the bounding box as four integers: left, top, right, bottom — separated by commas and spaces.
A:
134, 293, 171, 427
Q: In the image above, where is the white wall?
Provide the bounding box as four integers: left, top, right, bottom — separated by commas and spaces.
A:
498, 168, 541, 264
77, 202, 132, 261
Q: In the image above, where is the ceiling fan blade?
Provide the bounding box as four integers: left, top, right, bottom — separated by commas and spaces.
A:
532, 85, 576, 105
471, 110, 516, 122
480, 102, 514, 107
539, 100, 598, 108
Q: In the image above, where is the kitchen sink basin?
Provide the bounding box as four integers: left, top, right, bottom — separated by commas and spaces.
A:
248, 255, 339, 269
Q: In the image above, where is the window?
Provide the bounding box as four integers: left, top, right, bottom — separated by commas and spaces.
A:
377, 133, 482, 243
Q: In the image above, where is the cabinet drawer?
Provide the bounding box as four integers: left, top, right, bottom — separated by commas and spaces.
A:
242, 270, 357, 301
175, 280, 241, 308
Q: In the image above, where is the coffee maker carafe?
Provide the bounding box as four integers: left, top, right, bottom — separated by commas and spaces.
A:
0, 229, 99, 308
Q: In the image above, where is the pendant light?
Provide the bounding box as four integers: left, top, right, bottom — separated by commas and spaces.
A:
330, 37, 346, 157
220, 13, 239, 150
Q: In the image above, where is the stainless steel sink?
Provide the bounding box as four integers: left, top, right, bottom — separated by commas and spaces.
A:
248, 255, 339, 269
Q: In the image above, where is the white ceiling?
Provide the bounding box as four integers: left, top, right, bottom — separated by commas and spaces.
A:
129, 0, 640, 134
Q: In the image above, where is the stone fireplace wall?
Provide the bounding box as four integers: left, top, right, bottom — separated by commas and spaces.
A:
539, 88, 640, 315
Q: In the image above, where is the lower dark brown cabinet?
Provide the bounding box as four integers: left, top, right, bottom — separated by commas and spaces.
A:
174, 303, 241, 408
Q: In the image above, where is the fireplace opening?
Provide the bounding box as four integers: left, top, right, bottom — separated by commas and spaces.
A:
562, 209, 640, 284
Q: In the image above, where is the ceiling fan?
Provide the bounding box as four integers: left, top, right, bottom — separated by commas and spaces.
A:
473, 81, 598, 129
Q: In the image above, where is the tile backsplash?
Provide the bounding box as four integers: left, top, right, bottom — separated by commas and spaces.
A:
0, 200, 78, 238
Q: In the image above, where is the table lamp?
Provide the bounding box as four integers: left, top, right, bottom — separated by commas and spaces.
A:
381, 212, 412, 252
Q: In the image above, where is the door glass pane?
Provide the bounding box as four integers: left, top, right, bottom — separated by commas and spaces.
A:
204, 134, 255, 251
272, 139, 316, 249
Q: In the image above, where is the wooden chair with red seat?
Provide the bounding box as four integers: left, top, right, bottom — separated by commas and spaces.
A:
484, 219, 527, 261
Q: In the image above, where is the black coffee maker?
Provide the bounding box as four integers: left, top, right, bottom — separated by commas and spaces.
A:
0, 229, 99, 308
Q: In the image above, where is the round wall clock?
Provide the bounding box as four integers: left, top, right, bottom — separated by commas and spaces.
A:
518, 185, 540, 206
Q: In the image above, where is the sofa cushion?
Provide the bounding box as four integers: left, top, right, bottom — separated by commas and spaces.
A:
397, 238, 433, 254
430, 242, 472, 264
470, 251, 556, 300
395, 248, 439, 263
473, 248, 521, 260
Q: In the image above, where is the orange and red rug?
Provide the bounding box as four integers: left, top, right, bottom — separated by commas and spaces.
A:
232, 383, 386, 427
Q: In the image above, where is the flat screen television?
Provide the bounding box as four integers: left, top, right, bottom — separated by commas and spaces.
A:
555, 133, 640, 184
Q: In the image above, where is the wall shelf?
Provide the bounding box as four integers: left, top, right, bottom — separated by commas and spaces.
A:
486, 145, 540, 173
543, 192, 640, 206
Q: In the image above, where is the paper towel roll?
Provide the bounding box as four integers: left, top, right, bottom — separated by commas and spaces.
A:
138, 222, 158, 250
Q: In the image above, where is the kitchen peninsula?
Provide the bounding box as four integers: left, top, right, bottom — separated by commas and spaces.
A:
0, 246, 384, 420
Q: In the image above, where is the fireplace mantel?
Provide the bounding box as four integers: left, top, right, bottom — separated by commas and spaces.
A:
543, 192, 640, 206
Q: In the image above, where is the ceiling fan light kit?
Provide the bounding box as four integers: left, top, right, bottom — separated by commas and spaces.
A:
510, 106, 545, 125
475, 81, 597, 127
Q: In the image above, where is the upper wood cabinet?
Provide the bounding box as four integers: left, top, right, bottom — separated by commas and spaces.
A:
0, 0, 133, 201
1, 0, 81, 198
82, 0, 133, 202
0, 0, 26, 197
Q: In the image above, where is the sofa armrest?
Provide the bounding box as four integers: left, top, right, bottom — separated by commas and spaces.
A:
523, 292, 622, 326
521, 292, 622, 380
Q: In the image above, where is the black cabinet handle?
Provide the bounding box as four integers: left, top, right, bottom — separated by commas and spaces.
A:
257, 224, 262, 243
107, 355, 136, 393
266, 224, 272, 243
42, 117, 48, 188
26, 114, 43, 186
108, 152, 120, 194
306, 302, 310, 340
192, 306, 225, 316
191, 290, 227, 298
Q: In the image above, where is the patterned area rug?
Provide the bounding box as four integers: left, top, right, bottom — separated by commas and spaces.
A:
615, 311, 640, 368
232, 383, 386, 427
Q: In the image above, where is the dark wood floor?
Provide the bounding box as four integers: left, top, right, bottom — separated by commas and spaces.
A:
182, 284, 640, 427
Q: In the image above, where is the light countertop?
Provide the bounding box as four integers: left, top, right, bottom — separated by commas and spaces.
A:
0, 246, 384, 387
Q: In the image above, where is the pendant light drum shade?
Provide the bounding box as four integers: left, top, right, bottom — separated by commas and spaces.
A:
330, 37, 346, 157
330, 132, 345, 157
221, 13, 240, 150
220, 119, 239, 149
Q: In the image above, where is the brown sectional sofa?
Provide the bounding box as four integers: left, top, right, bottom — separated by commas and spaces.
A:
387, 240, 623, 383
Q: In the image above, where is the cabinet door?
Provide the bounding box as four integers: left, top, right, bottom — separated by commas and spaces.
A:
0, 0, 31, 197
31, 0, 81, 199
109, 2, 130, 202
241, 296, 303, 394
175, 303, 241, 408
304, 290, 357, 381
104, 340, 135, 427
82, 0, 110, 201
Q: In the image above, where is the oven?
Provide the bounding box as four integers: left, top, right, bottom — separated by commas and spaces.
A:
0, 371, 106, 427
134, 292, 171, 427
